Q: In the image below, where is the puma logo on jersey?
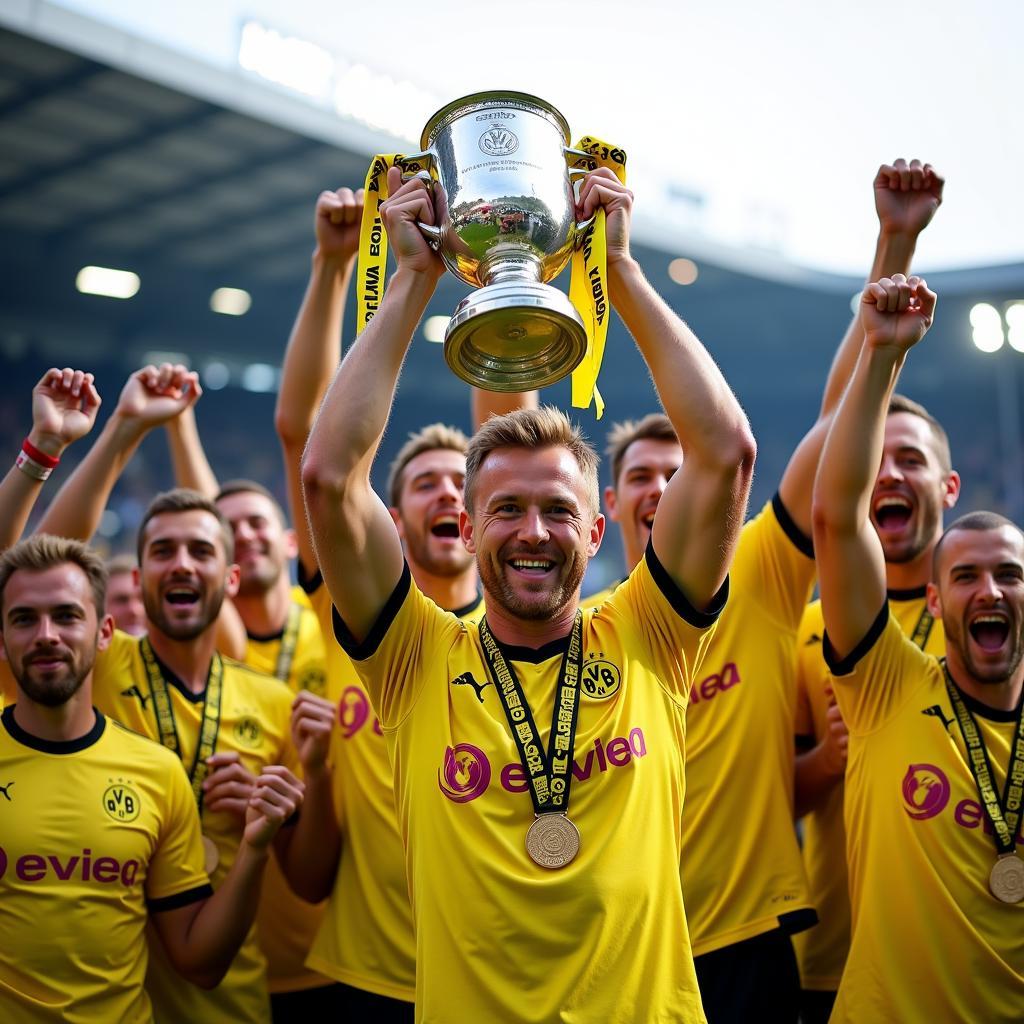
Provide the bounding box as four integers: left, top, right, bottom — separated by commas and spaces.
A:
921, 705, 954, 732
0, 782, 13, 802
120, 685, 150, 708
804, 633, 822, 646
451, 672, 491, 703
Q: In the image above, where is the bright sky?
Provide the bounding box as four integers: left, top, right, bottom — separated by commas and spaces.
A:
57, 0, 1023, 275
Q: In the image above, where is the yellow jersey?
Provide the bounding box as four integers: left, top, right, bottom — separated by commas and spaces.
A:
91, 631, 295, 1024
303, 569, 482, 1001
793, 588, 944, 991
682, 497, 817, 955
0, 706, 210, 1023
826, 610, 1024, 1023
244, 586, 330, 995
334, 546, 724, 1023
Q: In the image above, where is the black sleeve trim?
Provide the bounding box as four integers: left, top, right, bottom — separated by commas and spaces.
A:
147, 882, 214, 914
779, 907, 818, 936
823, 603, 889, 676
772, 492, 814, 559
644, 540, 729, 629
795, 733, 816, 753
333, 562, 412, 661
297, 560, 322, 596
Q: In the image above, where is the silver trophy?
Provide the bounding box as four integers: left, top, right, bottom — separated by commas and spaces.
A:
405, 91, 596, 392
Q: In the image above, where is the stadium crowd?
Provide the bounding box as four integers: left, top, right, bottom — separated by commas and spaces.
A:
0, 157, 1021, 1024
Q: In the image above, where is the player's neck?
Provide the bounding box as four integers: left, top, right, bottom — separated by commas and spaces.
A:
411, 563, 479, 614
884, 548, 933, 593
233, 576, 292, 637
484, 600, 578, 649
13, 684, 96, 743
146, 626, 217, 694
945, 650, 1024, 713
621, 543, 643, 578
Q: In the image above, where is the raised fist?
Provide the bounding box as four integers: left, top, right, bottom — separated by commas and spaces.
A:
860, 274, 937, 353
29, 367, 102, 457
875, 159, 944, 238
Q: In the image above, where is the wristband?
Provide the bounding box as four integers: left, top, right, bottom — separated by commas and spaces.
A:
22, 438, 60, 469
16, 439, 60, 482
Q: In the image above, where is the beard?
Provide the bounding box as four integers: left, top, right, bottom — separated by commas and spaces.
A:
236, 560, 280, 596
143, 586, 226, 642
14, 647, 94, 708
944, 613, 1024, 685
478, 549, 587, 622
404, 526, 474, 579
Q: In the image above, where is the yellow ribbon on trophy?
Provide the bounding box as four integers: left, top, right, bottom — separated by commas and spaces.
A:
567, 137, 627, 420
355, 152, 429, 334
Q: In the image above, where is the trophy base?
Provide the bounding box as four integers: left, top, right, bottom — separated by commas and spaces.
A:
443, 282, 587, 393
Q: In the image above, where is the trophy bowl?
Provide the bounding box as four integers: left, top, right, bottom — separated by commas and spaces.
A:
407, 91, 594, 392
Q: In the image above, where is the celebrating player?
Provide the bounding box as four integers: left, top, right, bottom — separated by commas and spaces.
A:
302, 166, 755, 1021
813, 272, 1023, 1022
0, 534, 302, 1023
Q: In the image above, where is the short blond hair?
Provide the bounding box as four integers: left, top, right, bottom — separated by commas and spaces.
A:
0, 534, 107, 617
465, 406, 599, 514
386, 423, 470, 507
605, 413, 678, 489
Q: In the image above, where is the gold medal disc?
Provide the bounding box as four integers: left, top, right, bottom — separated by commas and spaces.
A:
989, 854, 1024, 904
202, 834, 220, 876
526, 813, 580, 870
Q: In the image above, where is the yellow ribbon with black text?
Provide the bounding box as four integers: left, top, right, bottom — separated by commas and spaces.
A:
567, 136, 627, 419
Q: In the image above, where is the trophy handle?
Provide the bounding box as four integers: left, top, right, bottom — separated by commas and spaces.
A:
396, 155, 444, 251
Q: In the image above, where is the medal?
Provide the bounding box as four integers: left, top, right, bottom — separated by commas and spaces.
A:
526, 813, 580, 870
479, 614, 585, 869
943, 662, 1024, 904
989, 854, 1024, 904
202, 834, 220, 875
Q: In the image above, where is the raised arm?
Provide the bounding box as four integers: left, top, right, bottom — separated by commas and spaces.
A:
36, 363, 201, 541
302, 170, 444, 639
275, 187, 362, 577
0, 368, 101, 549
166, 404, 219, 499
812, 275, 937, 659
819, 159, 944, 419
581, 170, 756, 609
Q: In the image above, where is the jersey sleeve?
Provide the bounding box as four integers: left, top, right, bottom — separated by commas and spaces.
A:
332, 563, 463, 729
146, 751, 213, 911
730, 496, 816, 632
824, 605, 936, 735
599, 540, 728, 705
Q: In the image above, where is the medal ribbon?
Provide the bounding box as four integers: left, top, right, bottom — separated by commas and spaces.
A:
273, 602, 303, 682
477, 613, 584, 816
140, 638, 224, 815
355, 152, 429, 334
567, 136, 627, 420
910, 605, 935, 650
942, 660, 1024, 856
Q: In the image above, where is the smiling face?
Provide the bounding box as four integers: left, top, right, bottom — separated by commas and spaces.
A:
462, 445, 604, 622
0, 563, 112, 706
929, 524, 1024, 685
871, 412, 958, 565
138, 509, 239, 642
216, 490, 295, 596
605, 437, 683, 572
393, 447, 474, 580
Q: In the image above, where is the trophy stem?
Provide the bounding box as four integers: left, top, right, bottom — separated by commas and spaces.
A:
480, 256, 542, 287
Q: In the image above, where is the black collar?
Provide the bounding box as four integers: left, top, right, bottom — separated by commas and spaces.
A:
1, 704, 106, 753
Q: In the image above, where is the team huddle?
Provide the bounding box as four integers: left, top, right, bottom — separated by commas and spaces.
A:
0, 158, 1020, 1024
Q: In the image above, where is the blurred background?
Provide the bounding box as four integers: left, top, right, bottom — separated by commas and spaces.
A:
2, 0, 1021, 590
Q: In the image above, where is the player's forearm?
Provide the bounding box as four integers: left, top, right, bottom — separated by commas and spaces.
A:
178, 840, 270, 988
276, 764, 340, 902
820, 231, 919, 419
275, 251, 353, 445
0, 460, 49, 549
794, 744, 844, 818
813, 344, 904, 536
165, 406, 219, 499
609, 257, 755, 473
303, 269, 432, 494
35, 414, 145, 540
471, 388, 539, 432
